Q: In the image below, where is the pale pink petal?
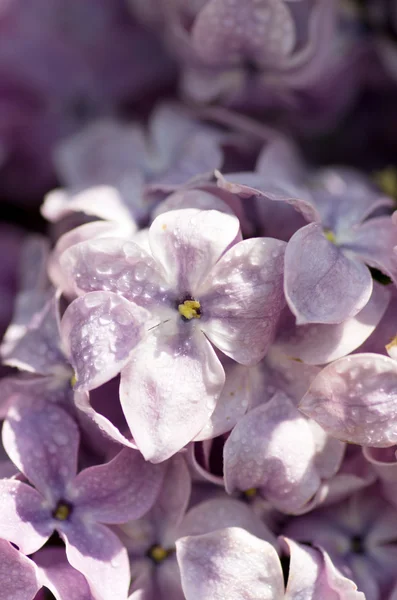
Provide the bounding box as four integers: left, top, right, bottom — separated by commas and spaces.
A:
178, 497, 275, 545
61, 292, 149, 391
63, 523, 130, 600
300, 354, 397, 446
120, 329, 224, 462
176, 527, 284, 600
42, 186, 137, 228
49, 221, 134, 297
201, 238, 286, 365
60, 237, 168, 307
149, 208, 241, 293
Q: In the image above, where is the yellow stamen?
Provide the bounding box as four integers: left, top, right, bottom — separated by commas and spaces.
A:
54, 503, 71, 521
70, 373, 78, 388
244, 488, 257, 498
374, 167, 397, 200
149, 545, 169, 563
386, 335, 397, 353
178, 300, 201, 320
323, 229, 336, 244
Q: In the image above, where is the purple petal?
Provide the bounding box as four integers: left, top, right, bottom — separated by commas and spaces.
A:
300, 354, 397, 446
275, 282, 390, 364
152, 189, 235, 220
176, 527, 284, 600
49, 221, 134, 298
60, 237, 167, 308
0, 540, 39, 600
311, 168, 394, 233
191, 0, 295, 66
34, 547, 94, 600
63, 522, 130, 600
3, 398, 79, 498
224, 393, 321, 513
3, 293, 66, 376
201, 238, 286, 365
61, 292, 149, 391
74, 391, 137, 449
149, 208, 241, 293
281, 537, 365, 599
73, 448, 165, 523
194, 362, 253, 441
120, 330, 225, 462
151, 455, 191, 547
0, 480, 52, 554
54, 118, 146, 192
178, 497, 275, 545
285, 223, 373, 324
42, 186, 137, 228
344, 215, 397, 285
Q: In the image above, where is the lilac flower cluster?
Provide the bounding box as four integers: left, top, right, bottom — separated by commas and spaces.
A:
3, 1, 397, 600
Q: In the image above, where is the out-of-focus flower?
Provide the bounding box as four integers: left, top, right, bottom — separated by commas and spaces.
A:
0, 0, 175, 204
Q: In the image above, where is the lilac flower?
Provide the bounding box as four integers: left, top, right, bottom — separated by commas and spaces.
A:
283, 487, 397, 600
131, 0, 337, 111
60, 208, 286, 461
218, 137, 397, 324
42, 103, 225, 226
0, 396, 165, 600
223, 391, 346, 514
118, 455, 274, 599
176, 527, 364, 599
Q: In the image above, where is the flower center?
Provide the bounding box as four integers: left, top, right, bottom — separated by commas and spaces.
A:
323, 229, 336, 244
53, 500, 73, 521
147, 544, 171, 563
350, 535, 365, 555
178, 299, 201, 321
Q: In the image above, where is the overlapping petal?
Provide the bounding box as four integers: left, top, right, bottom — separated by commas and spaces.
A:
61, 291, 149, 391
3, 398, 79, 498
285, 223, 373, 324
201, 237, 286, 364
176, 527, 284, 600
148, 208, 241, 292
73, 448, 165, 523
0, 540, 39, 600
224, 392, 321, 513
300, 354, 397, 446
275, 282, 390, 365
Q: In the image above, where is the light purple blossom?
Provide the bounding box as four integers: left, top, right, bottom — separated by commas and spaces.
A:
0, 396, 165, 600
60, 208, 286, 461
